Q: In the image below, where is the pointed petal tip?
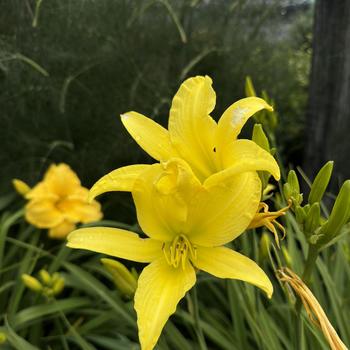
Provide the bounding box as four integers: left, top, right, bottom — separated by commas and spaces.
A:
266, 284, 273, 299
204, 75, 213, 84
273, 167, 281, 181
120, 113, 129, 120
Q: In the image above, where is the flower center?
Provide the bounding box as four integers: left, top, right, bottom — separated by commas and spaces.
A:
162, 235, 196, 269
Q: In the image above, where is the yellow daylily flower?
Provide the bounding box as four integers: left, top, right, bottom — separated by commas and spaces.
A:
88, 76, 280, 202
22, 163, 103, 239
67, 158, 273, 350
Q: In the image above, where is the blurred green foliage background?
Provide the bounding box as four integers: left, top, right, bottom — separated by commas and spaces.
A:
1, 0, 312, 197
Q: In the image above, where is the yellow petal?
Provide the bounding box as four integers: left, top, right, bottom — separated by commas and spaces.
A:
121, 112, 177, 161
187, 172, 261, 246
135, 257, 196, 350
168, 76, 218, 181
204, 139, 280, 188
57, 197, 103, 223
133, 159, 201, 242
216, 97, 273, 157
26, 182, 58, 201
49, 220, 76, 239
67, 227, 162, 263
25, 199, 63, 228
89, 164, 150, 201
44, 163, 81, 197
195, 246, 273, 298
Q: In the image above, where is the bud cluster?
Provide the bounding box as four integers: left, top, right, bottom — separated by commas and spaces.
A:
22, 269, 65, 297
283, 161, 350, 250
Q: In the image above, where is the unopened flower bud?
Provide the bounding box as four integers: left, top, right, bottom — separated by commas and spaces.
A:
308, 161, 333, 205
283, 183, 292, 201
101, 258, 138, 297
52, 277, 65, 296
252, 124, 270, 152
22, 274, 43, 292
318, 180, 350, 244
304, 202, 321, 238
287, 170, 300, 194
295, 205, 307, 224
245, 76, 257, 97
12, 179, 31, 196
39, 269, 52, 285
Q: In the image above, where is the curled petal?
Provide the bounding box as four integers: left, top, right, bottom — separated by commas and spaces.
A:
216, 97, 273, 157
89, 164, 151, 201
135, 257, 196, 350
205, 139, 280, 188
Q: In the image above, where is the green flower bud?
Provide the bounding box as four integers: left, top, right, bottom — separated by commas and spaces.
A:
308, 161, 334, 205
295, 205, 307, 224
287, 170, 300, 194
22, 274, 43, 292
39, 269, 52, 285
252, 124, 270, 152
245, 76, 256, 97
283, 183, 292, 201
101, 258, 138, 297
318, 180, 350, 244
304, 202, 321, 238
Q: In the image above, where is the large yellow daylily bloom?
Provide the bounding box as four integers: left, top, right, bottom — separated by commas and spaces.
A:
21, 163, 103, 239
67, 158, 273, 350
120, 75, 280, 186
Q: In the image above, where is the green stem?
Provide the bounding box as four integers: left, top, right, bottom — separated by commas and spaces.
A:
190, 286, 207, 350
301, 246, 319, 285
295, 245, 319, 313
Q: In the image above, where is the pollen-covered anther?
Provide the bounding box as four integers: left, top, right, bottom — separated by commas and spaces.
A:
162, 235, 196, 269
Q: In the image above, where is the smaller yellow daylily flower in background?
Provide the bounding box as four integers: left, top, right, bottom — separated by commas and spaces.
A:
17, 163, 103, 239
67, 158, 273, 350
248, 201, 291, 247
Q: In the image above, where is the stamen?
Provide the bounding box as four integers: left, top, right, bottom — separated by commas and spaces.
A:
162, 234, 196, 269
